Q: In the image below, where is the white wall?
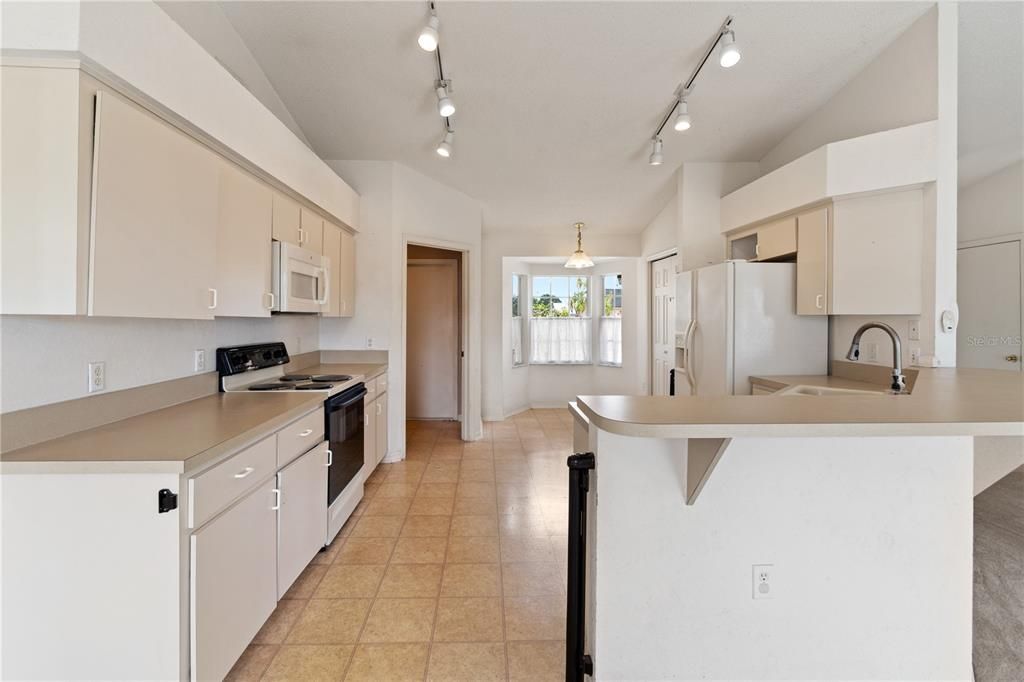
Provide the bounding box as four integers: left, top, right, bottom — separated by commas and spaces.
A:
958, 160, 1024, 243
640, 197, 676, 258
677, 162, 761, 271
0, 314, 318, 413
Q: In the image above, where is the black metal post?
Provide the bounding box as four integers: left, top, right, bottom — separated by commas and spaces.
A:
566, 452, 595, 682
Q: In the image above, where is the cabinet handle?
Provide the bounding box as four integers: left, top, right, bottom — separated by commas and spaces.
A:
233, 466, 255, 479
298, 228, 305, 244
298, 428, 314, 437
265, 292, 275, 310
377, 402, 382, 416
271, 488, 281, 511
326, 449, 333, 467
755, 243, 760, 258
815, 294, 824, 310
208, 288, 218, 310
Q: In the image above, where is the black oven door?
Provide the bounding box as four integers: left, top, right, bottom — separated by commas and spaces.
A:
325, 384, 367, 506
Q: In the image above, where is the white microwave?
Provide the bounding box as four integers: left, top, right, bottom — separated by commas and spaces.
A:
272, 241, 328, 313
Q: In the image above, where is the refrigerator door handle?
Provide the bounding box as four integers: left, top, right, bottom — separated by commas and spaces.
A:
686, 320, 698, 393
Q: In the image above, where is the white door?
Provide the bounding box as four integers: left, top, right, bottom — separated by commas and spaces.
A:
650, 255, 677, 395
958, 240, 1023, 370
191, 481, 277, 682
407, 260, 459, 419
277, 442, 330, 599
692, 263, 734, 396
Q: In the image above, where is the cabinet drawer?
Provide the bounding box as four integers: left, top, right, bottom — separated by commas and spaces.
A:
276, 407, 325, 468
375, 372, 388, 396
189, 435, 277, 529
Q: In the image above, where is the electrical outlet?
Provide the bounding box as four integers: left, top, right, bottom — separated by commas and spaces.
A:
908, 319, 920, 341
193, 349, 206, 373
753, 564, 773, 600
866, 342, 879, 362
367, 337, 374, 348
88, 361, 106, 393
910, 347, 921, 365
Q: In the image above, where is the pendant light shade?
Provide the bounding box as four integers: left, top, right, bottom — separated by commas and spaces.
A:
564, 222, 595, 269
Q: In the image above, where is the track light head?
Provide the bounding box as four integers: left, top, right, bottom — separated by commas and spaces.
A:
719, 29, 741, 68
436, 129, 454, 158
418, 13, 439, 51
648, 137, 664, 166
673, 100, 692, 131
436, 85, 455, 117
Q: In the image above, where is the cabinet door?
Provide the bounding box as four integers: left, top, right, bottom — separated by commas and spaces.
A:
90, 91, 218, 319
338, 230, 356, 318
364, 397, 377, 480
277, 442, 329, 598
216, 163, 273, 317
300, 207, 324, 253
272, 193, 301, 246
191, 481, 277, 682
321, 223, 342, 317
756, 216, 797, 261
376, 393, 388, 464
796, 207, 829, 315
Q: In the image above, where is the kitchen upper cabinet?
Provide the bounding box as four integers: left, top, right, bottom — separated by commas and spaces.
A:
796, 207, 829, 315
376, 392, 388, 465
754, 216, 797, 261
90, 91, 218, 319
300, 207, 324, 254
216, 162, 273, 317
277, 442, 329, 599
272, 193, 302, 246
190, 480, 277, 682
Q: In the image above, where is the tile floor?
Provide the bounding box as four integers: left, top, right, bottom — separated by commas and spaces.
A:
227, 409, 573, 681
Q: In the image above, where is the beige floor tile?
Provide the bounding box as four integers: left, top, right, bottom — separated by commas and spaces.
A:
421, 467, 460, 484
391, 536, 449, 564
344, 643, 430, 681
253, 598, 307, 644
503, 596, 566, 640
500, 535, 555, 563
351, 515, 405, 538
501, 562, 564, 597
224, 643, 277, 681
335, 537, 397, 564
507, 640, 565, 681
433, 597, 504, 642
401, 514, 452, 537
456, 481, 497, 500
360, 598, 437, 643
286, 599, 371, 644
378, 563, 443, 598
263, 644, 354, 681
408, 496, 455, 516
458, 467, 495, 483
362, 496, 413, 516
374, 482, 419, 498
311, 538, 343, 565
446, 536, 500, 564
427, 642, 506, 681
498, 513, 548, 536
450, 514, 499, 537
314, 564, 386, 599
415, 482, 457, 498
440, 563, 501, 597
282, 563, 327, 600
453, 497, 497, 515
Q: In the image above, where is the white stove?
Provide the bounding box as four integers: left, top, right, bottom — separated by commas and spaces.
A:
220, 364, 362, 398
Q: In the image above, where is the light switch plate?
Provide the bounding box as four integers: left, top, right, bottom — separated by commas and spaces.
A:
908, 320, 920, 341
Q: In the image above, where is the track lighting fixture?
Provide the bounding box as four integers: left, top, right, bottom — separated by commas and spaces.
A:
436, 83, 455, 117
719, 30, 741, 68
648, 137, 664, 166
418, 9, 440, 51
436, 128, 454, 158
673, 99, 691, 131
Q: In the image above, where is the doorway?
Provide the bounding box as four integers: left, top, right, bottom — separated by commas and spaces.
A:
957, 238, 1023, 370
406, 245, 462, 420
650, 253, 678, 395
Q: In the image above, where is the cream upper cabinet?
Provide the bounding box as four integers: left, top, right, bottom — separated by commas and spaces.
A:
216, 162, 273, 317
300, 207, 324, 253
321, 223, 342, 317
338, 229, 356, 318
272, 193, 302, 246
89, 91, 218, 319
796, 207, 830, 316
755, 216, 797, 261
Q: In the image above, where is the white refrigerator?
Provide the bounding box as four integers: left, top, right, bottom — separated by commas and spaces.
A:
674, 261, 827, 396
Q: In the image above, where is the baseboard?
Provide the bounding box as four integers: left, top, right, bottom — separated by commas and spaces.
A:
381, 448, 405, 464
529, 401, 572, 410
497, 405, 531, 420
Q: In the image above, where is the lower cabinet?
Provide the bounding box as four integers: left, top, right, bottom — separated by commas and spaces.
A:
364, 396, 378, 478
376, 393, 389, 465
277, 442, 330, 599
190, 481, 277, 682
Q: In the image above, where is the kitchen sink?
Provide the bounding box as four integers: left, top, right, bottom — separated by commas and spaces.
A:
774, 384, 893, 397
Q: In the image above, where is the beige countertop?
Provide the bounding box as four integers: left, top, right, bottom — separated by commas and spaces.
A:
576, 365, 1024, 439
0, 362, 388, 473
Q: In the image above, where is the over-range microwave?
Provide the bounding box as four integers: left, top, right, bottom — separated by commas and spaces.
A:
272, 240, 328, 313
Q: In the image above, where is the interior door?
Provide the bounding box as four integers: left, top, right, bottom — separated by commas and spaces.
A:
407, 260, 459, 419
957, 240, 1022, 370
650, 255, 677, 395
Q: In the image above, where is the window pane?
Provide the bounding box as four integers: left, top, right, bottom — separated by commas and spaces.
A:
511, 275, 520, 318
529, 275, 592, 363
602, 273, 622, 318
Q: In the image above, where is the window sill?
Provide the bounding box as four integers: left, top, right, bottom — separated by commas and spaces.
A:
529, 361, 594, 367
596, 362, 623, 368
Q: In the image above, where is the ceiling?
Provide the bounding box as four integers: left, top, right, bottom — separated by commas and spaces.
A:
166, 1, 934, 233
958, 1, 1024, 187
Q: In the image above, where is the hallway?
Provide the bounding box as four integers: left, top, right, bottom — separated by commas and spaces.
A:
227, 409, 573, 681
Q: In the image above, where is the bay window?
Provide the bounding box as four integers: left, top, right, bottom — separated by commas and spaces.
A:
530, 275, 591, 364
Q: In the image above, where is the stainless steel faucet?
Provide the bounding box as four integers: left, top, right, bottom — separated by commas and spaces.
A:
845, 322, 907, 393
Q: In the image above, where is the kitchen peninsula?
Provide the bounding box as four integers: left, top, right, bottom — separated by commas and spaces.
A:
571, 365, 1024, 681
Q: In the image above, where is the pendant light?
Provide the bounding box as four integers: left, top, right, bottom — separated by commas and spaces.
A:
564, 222, 595, 269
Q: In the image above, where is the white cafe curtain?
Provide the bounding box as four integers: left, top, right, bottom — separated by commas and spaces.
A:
530, 317, 591, 364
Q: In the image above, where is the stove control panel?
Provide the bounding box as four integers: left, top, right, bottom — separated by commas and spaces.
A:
216, 342, 290, 376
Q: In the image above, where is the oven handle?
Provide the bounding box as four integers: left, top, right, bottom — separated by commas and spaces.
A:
327, 386, 367, 410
